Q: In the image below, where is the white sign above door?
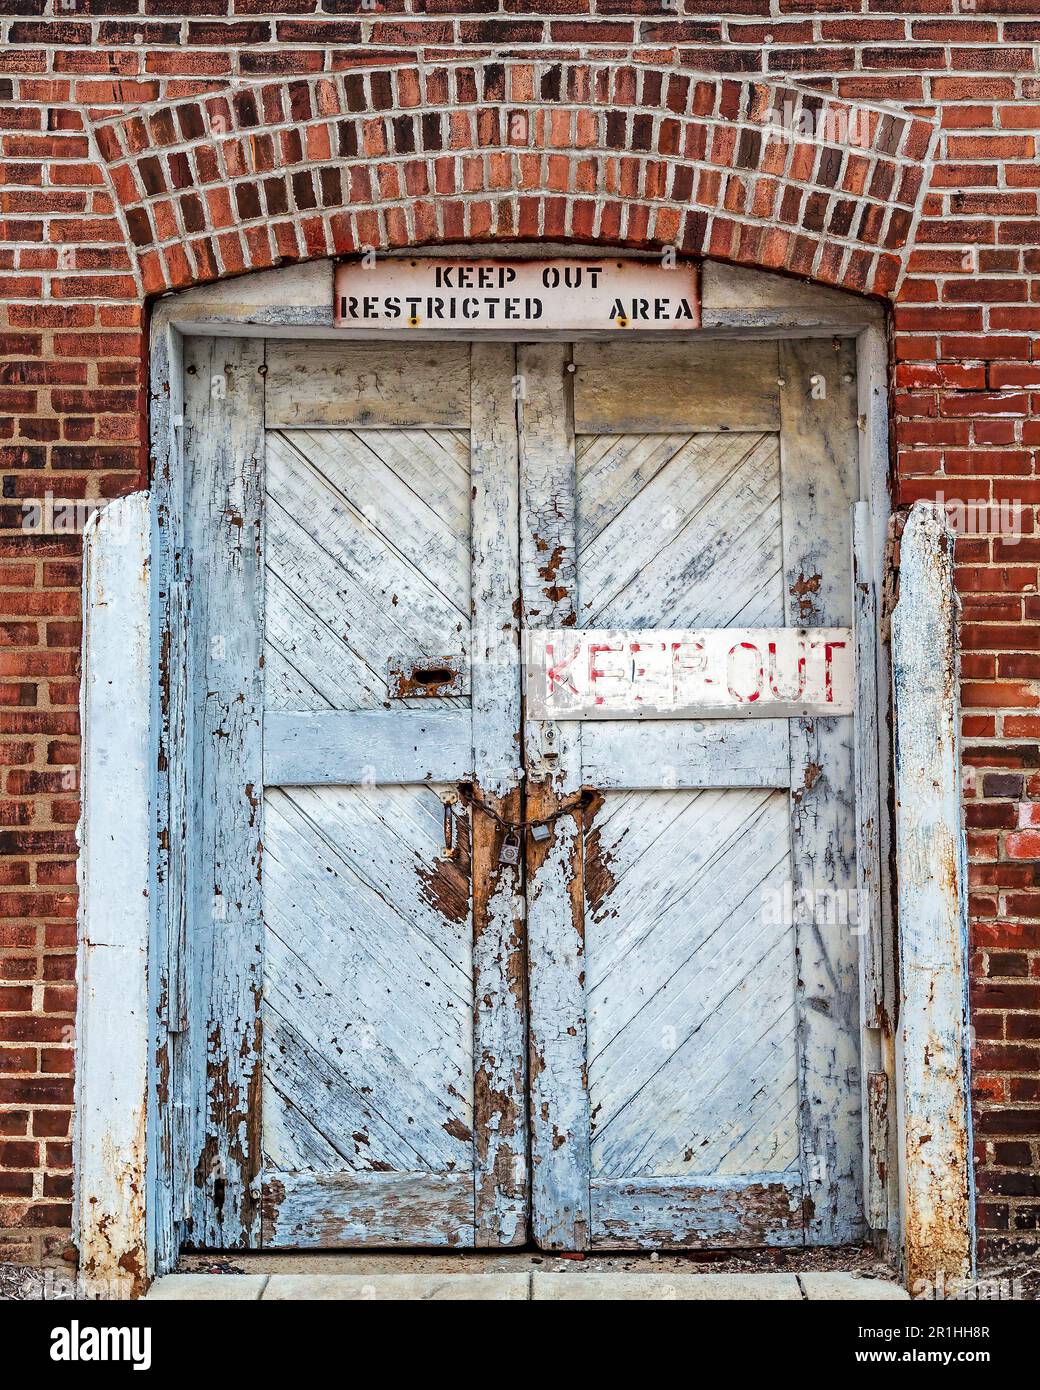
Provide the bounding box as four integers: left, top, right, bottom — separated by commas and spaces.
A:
525, 628, 854, 720
334, 258, 700, 331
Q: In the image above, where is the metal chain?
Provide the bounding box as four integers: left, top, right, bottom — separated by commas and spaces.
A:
457, 784, 591, 833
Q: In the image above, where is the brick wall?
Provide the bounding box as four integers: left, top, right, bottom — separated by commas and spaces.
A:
1, 2, 1039, 1268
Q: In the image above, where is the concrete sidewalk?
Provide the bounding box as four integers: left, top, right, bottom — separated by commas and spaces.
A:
146, 1270, 908, 1300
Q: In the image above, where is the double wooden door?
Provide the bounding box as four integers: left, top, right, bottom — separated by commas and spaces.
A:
179, 333, 864, 1252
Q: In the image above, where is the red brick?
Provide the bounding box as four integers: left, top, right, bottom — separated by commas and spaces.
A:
0, 33, 1035, 1263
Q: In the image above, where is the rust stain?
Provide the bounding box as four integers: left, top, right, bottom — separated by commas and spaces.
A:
469, 782, 528, 1235
790, 571, 822, 619
191, 1009, 263, 1246
582, 791, 620, 918
597, 1180, 802, 1250
260, 1177, 286, 1237
474, 1067, 519, 1146
538, 544, 565, 584
79, 1067, 150, 1297
415, 803, 471, 923
387, 653, 465, 700
793, 759, 823, 804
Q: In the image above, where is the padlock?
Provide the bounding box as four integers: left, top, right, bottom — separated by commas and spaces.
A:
498, 831, 521, 866
530, 822, 551, 843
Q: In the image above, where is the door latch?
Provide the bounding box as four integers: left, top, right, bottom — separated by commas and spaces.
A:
539, 720, 561, 763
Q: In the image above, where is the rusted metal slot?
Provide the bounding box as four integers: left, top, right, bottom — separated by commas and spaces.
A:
441, 799, 458, 860
387, 652, 468, 699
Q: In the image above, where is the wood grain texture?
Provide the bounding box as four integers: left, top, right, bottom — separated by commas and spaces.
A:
183, 336, 266, 1249
519, 343, 591, 1250
262, 1171, 473, 1248
264, 427, 470, 714
579, 720, 791, 790
264, 340, 471, 428
262, 785, 474, 1177
572, 340, 780, 434
779, 337, 863, 1247
149, 318, 187, 1276
576, 431, 783, 628
586, 789, 799, 1184
469, 345, 528, 1245
257, 343, 529, 1248
537, 341, 864, 1252
264, 709, 472, 785
853, 502, 885, 1033
591, 1174, 804, 1250
572, 406, 804, 1245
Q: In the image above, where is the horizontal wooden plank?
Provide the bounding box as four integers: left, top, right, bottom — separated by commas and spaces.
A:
573, 340, 780, 434
262, 1171, 474, 1247
527, 627, 853, 719
701, 262, 880, 330
264, 341, 471, 428
591, 1174, 804, 1249
264, 710, 473, 785
580, 720, 791, 789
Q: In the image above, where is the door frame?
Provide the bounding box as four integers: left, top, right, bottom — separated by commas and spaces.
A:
76, 249, 958, 1291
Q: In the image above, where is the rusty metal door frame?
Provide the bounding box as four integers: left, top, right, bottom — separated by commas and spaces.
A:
76, 253, 969, 1294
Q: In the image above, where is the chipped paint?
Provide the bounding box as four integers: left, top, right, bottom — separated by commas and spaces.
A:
386, 651, 468, 700
582, 791, 619, 920
471, 784, 528, 1245
415, 800, 471, 924
77, 493, 153, 1297
892, 502, 974, 1290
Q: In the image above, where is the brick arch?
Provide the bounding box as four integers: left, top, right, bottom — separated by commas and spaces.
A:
89, 59, 935, 303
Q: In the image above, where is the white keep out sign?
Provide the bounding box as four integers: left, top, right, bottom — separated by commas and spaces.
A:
525, 628, 854, 720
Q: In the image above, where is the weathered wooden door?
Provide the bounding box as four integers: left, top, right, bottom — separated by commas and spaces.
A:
181, 339, 527, 1249
181, 330, 864, 1252
518, 340, 864, 1251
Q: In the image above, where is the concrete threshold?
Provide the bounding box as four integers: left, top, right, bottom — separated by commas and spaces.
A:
145, 1269, 908, 1301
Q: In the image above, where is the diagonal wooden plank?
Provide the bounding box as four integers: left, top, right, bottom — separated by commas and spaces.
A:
265, 499, 456, 671
263, 1007, 438, 1173
606, 989, 800, 1179
273, 429, 470, 613
264, 787, 471, 997
589, 850, 793, 1108
267, 443, 469, 634
591, 906, 798, 1178
265, 570, 387, 711
267, 432, 469, 625
352, 427, 471, 537
263, 891, 473, 1171
588, 803, 792, 1071
579, 433, 783, 627
576, 432, 692, 548
586, 790, 785, 992
584, 788, 799, 1181
264, 491, 468, 711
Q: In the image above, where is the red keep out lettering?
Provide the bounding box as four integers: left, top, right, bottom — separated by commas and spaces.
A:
545, 642, 581, 699
727, 641, 764, 703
